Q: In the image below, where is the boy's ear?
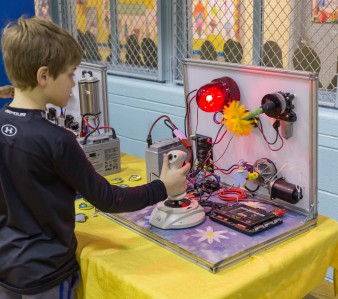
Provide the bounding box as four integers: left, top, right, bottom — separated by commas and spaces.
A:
37, 66, 49, 86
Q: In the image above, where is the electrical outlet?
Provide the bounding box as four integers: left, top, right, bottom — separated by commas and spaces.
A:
195, 134, 213, 172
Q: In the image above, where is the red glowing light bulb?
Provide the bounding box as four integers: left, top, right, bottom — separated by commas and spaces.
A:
196, 82, 226, 112
196, 77, 240, 113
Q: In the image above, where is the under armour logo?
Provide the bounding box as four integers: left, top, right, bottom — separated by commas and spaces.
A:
1, 124, 17, 136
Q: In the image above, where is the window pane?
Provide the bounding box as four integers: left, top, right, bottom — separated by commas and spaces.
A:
74, 0, 159, 80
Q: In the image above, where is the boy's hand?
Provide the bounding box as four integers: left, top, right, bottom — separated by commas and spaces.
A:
160, 154, 190, 197
0, 85, 14, 99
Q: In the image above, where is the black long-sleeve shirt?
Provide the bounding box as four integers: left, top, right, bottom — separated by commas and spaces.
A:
0, 105, 167, 294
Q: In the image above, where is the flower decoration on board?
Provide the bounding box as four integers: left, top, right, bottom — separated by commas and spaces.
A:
191, 226, 235, 244
222, 101, 254, 136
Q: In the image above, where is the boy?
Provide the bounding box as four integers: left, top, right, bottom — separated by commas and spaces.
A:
0, 16, 190, 298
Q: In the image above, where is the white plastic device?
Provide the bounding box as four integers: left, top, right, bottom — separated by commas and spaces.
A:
149, 150, 206, 229
167, 150, 187, 200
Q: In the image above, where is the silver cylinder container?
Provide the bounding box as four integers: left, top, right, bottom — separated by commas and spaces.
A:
78, 71, 100, 115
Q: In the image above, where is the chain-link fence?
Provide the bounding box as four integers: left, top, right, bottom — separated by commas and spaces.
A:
35, 0, 338, 107
73, 0, 159, 81
174, 0, 337, 107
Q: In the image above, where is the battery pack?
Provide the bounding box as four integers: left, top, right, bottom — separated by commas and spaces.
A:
145, 138, 187, 182
79, 133, 121, 176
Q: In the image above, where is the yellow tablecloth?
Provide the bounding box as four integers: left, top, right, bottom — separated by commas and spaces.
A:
75, 153, 338, 299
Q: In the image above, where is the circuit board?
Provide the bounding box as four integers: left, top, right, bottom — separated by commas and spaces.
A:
209, 203, 283, 235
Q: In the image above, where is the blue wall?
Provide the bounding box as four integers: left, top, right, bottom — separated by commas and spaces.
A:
107, 75, 186, 157
107, 75, 338, 224
0, 0, 35, 106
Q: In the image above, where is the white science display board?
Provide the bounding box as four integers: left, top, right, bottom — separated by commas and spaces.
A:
99, 60, 319, 273
183, 59, 318, 217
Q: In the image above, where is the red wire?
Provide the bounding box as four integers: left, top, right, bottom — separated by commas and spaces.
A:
258, 126, 284, 151
207, 129, 228, 145
218, 187, 247, 202
218, 188, 287, 215
83, 117, 113, 132
83, 117, 95, 129
148, 115, 176, 136
212, 162, 238, 175
199, 152, 211, 168
271, 209, 286, 217
187, 147, 193, 165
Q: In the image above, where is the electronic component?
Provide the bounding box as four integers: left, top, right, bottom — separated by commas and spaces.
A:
269, 177, 303, 204
78, 70, 100, 115
187, 178, 221, 197
47, 107, 57, 121
200, 179, 220, 194
79, 132, 120, 176
167, 150, 187, 200
253, 158, 277, 187
195, 77, 240, 112
261, 92, 297, 139
209, 204, 283, 235
145, 138, 187, 183
64, 114, 79, 131
149, 199, 205, 229
194, 134, 213, 173
149, 150, 205, 229
57, 116, 66, 127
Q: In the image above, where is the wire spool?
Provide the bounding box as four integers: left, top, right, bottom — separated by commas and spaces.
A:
218, 187, 247, 202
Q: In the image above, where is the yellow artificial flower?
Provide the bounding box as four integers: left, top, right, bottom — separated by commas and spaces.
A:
222, 101, 254, 136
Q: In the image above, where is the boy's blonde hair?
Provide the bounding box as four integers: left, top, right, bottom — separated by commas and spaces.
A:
1, 16, 83, 90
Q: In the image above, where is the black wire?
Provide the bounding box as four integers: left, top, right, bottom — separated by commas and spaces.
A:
81, 112, 116, 139
214, 133, 235, 163
218, 164, 238, 172
81, 112, 101, 135
245, 185, 260, 193
107, 127, 117, 139
209, 124, 224, 152
164, 119, 175, 137
150, 172, 160, 181
207, 124, 224, 160
184, 89, 197, 137
147, 115, 179, 148
199, 193, 221, 216
82, 114, 100, 145
192, 124, 224, 175
194, 105, 199, 135
257, 118, 279, 145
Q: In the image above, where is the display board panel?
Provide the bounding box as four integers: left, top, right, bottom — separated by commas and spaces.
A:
183, 60, 318, 215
